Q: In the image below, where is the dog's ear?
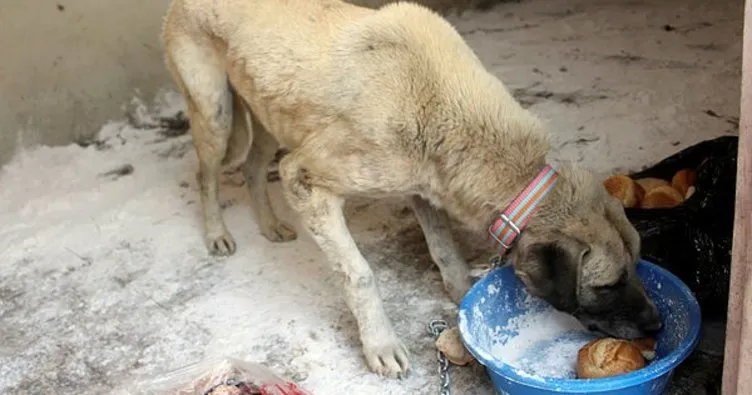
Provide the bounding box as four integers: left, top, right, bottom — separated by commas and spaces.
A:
604, 197, 640, 262
513, 242, 581, 313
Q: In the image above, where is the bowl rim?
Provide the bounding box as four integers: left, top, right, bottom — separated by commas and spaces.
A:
457, 259, 702, 392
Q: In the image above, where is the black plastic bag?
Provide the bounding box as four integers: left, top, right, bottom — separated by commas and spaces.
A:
624, 136, 737, 322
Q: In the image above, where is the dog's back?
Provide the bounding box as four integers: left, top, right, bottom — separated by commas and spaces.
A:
162, 0, 515, 150
323, 2, 493, 117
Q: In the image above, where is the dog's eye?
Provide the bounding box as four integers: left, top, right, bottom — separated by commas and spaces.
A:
581, 247, 591, 261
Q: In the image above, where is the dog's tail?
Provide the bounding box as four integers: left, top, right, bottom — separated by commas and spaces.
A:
221, 84, 253, 168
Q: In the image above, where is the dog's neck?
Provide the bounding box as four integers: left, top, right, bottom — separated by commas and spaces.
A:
425, 121, 576, 237
441, 161, 579, 240
415, 73, 579, 237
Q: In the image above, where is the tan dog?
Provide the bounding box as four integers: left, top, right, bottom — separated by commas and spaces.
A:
161, 0, 661, 379
346, 0, 504, 13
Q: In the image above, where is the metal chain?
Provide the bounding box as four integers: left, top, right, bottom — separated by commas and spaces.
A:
427, 319, 451, 395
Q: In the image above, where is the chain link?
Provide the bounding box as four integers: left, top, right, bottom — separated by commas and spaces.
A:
427, 319, 452, 395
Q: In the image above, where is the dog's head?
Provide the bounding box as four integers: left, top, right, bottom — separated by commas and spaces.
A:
506, 164, 661, 339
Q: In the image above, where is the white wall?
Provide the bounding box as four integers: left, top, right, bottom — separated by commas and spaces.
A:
0, 0, 493, 167
0, 0, 171, 166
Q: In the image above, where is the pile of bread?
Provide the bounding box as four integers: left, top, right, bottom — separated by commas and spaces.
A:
603, 168, 696, 209
436, 327, 657, 380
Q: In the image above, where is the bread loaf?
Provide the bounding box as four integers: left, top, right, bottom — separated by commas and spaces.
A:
603, 175, 645, 208
435, 326, 475, 366
576, 338, 646, 379
635, 177, 670, 194
640, 185, 685, 209
671, 168, 697, 196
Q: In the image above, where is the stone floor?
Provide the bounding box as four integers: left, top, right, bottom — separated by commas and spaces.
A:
0, 0, 742, 393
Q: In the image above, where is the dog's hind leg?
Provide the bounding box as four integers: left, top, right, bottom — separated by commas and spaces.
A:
242, 107, 297, 242
164, 38, 236, 256
409, 196, 471, 304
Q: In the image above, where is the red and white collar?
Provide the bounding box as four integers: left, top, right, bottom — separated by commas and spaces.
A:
487, 164, 560, 256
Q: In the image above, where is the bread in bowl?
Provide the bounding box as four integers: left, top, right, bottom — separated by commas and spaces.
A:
576, 338, 646, 379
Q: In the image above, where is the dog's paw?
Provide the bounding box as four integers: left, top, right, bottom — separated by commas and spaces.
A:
445, 276, 472, 305
363, 336, 411, 379
442, 269, 472, 305
205, 231, 237, 256
261, 221, 298, 243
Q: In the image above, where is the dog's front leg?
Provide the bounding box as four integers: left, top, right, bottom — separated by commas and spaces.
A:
409, 196, 471, 303
279, 154, 411, 379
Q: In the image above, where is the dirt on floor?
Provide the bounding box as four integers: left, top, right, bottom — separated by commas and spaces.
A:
0, 0, 742, 394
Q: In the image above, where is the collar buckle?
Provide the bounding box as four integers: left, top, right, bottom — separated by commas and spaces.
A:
487, 213, 521, 251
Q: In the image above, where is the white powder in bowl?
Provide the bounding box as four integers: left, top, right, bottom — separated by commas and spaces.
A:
490, 307, 597, 380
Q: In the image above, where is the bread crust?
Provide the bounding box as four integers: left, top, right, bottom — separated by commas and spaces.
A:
576, 338, 646, 379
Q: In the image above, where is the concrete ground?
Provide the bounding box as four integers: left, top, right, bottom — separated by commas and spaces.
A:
0, 0, 742, 394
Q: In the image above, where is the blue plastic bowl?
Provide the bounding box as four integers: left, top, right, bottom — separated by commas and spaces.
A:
458, 260, 701, 395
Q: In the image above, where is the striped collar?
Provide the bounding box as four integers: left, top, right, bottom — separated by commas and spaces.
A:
487, 164, 560, 256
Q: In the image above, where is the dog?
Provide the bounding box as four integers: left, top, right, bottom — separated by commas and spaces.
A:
345, 0, 508, 13
161, 0, 662, 379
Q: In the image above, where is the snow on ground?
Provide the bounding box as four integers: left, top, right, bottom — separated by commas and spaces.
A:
0, 0, 741, 394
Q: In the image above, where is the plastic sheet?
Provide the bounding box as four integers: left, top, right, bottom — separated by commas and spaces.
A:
115, 358, 313, 395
